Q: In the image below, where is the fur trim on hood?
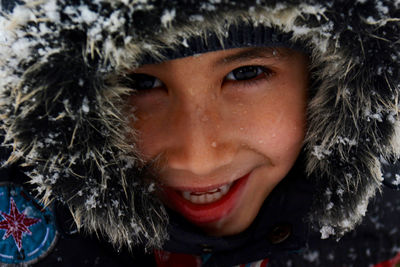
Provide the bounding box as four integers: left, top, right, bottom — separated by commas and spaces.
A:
0, 0, 399, 249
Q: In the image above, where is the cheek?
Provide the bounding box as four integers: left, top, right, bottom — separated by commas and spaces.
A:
235, 93, 307, 164
128, 108, 165, 159
254, 117, 304, 163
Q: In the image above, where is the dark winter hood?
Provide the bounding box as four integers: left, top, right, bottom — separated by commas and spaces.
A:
0, 0, 399, 250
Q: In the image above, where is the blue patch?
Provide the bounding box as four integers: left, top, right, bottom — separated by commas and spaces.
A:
0, 183, 58, 265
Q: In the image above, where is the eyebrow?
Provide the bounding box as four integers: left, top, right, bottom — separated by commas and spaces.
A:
214, 47, 286, 66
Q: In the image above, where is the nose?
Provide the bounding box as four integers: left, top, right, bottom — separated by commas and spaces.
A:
164, 97, 236, 177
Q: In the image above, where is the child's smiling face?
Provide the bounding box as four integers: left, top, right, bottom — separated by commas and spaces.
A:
127, 47, 309, 236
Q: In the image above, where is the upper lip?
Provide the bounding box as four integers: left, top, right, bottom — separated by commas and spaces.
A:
163, 171, 252, 192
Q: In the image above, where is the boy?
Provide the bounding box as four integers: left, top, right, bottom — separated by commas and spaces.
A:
127, 47, 308, 237
0, 0, 399, 266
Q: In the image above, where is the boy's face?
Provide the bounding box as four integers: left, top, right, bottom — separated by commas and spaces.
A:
127, 47, 308, 236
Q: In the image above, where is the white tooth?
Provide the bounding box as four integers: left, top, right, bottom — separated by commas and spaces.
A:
182, 191, 191, 201
190, 195, 197, 203
198, 194, 206, 204
190, 195, 206, 204
212, 192, 222, 201
220, 184, 229, 195
205, 193, 213, 203
181, 182, 234, 204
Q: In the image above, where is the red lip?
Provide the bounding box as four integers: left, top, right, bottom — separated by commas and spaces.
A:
162, 172, 251, 224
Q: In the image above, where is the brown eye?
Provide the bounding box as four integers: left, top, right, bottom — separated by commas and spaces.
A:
123, 73, 163, 91
226, 66, 267, 81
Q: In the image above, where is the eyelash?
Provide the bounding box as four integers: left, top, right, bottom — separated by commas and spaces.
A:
122, 73, 163, 94
224, 65, 274, 89
126, 65, 274, 92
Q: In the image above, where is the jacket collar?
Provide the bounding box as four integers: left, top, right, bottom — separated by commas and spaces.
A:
162, 161, 315, 265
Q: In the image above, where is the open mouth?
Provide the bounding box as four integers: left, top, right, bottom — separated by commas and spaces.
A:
181, 182, 233, 204
162, 172, 251, 224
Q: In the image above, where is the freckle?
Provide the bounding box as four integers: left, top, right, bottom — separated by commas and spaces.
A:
191, 87, 200, 96
211, 142, 217, 148
201, 115, 209, 122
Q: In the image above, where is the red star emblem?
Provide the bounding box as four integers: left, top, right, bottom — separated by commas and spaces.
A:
0, 197, 41, 251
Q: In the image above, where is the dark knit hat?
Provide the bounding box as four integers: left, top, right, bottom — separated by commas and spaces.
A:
140, 23, 304, 65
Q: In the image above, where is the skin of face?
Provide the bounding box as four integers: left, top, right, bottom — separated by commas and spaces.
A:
127, 47, 309, 236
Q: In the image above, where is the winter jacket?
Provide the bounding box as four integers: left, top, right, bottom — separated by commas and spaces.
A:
0, 0, 399, 266
0, 155, 399, 266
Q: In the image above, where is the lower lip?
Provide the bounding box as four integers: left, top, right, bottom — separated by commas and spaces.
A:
162, 172, 251, 224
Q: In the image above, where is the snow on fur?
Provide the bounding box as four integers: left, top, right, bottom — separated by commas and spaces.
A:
0, 0, 399, 248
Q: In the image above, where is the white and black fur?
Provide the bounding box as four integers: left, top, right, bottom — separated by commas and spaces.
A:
0, 0, 399, 250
